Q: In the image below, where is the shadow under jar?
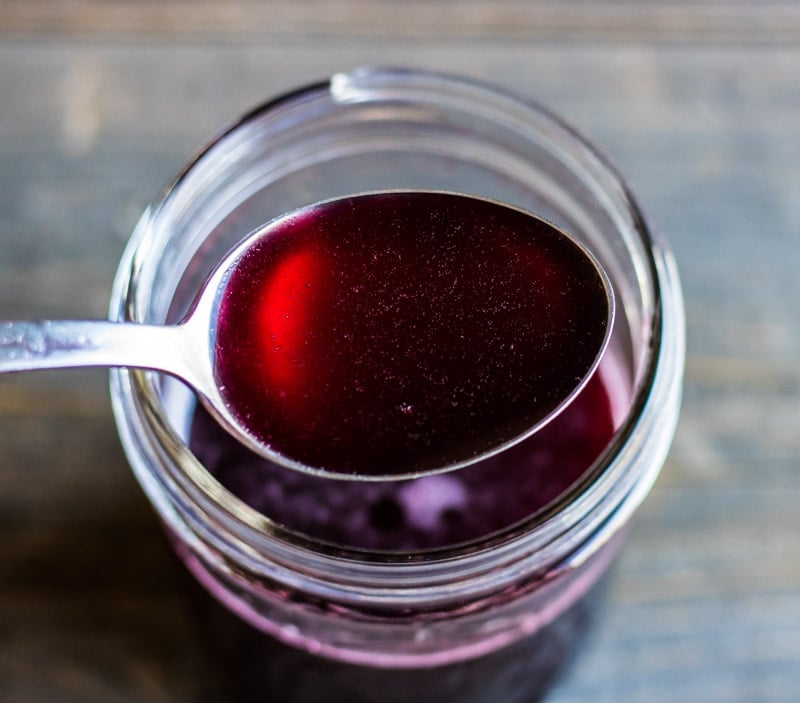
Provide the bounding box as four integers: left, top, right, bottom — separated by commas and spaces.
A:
110, 68, 684, 702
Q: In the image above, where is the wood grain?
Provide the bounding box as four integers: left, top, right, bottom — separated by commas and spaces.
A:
0, 1, 799, 43
1, 5, 799, 702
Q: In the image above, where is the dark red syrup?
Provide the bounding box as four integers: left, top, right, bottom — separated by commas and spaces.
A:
213, 192, 610, 478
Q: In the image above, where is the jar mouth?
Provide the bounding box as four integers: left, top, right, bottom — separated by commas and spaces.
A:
110, 67, 684, 567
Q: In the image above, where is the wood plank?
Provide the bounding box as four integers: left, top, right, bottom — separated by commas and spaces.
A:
0, 0, 798, 43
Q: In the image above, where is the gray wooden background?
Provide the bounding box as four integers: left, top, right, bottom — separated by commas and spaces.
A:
1, 2, 799, 701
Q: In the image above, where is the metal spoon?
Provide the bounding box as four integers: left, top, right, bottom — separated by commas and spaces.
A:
0, 193, 614, 481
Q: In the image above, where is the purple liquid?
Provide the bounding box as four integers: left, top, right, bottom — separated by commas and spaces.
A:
185, 564, 609, 703
214, 192, 609, 478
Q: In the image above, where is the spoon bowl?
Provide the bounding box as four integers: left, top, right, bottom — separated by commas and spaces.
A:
0, 191, 613, 481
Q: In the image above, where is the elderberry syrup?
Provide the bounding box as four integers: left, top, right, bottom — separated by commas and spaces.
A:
214, 191, 609, 478
110, 69, 684, 703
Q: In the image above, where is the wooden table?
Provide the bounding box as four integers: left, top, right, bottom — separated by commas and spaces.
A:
1, 3, 799, 701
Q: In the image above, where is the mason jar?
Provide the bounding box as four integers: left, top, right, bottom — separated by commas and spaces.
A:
109, 67, 684, 702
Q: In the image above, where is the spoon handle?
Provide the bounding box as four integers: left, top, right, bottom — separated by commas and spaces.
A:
0, 320, 194, 380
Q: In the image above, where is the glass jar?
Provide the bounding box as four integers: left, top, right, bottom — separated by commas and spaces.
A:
109, 67, 684, 702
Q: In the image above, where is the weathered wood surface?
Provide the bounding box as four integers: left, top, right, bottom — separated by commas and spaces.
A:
1, 3, 799, 701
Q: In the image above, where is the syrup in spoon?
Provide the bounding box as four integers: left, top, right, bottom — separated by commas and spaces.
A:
0, 191, 613, 480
